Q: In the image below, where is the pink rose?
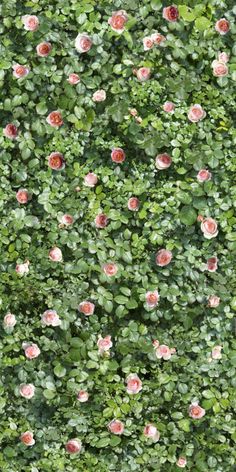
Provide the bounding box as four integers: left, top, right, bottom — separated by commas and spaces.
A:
16, 261, 30, 274
20, 384, 35, 399
108, 10, 128, 33
3, 313, 16, 328
46, 111, 63, 128
92, 90, 106, 102
66, 439, 82, 454
189, 402, 205, 419
22, 15, 39, 31
36, 42, 52, 57
188, 104, 206, 122
197, 169, 212, 182
215, 18, 230, 35
20, 431, 35, 446
201, 217, 218, 239
111, 147, 126, 163
84, 172, 98, 187
75, 33, 92, 53
103, 263, 118, 277
3, 123, 18, 139
155, 153, 172, 170
143, 37, 154, 51
49, 247, 63, 262
95, 213, 108, 228
13, 64, 29, 78
145, 291, 159, 308
155, 344, 172, 360
97, 335, 113, 354
24, 343, 40, 360
208, 295, 220, 308
163, 5, 179, 22
78, 301, 95, 316
108, 419, 124, 435
48, 152, 65, 170
152, 339, 160, 349
212, 60, 228, 77
126, 373, 142, 394
77, 390, 89, 402
211, 345, 222, 360
128, 197, 140, 211
67, 73, 80, 84
136, 67, 151, 82
156, 249, 172, 267
143, 424, 160, 442
207, 257, 218, 272
176, 457, 187, 468
163, 101, 175, 113
41, 309, 61, 327
60, 214, 74, 226
16, 189, 29, 204
151, 32, 166, 45
218, 52, 229, 63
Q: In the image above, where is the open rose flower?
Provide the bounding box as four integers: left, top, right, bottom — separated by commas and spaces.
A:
211, 345, 222, 360
78, 301, 95, 316
145, 291, 159, 308
201, 217, 218, 239
155, 344, 172, 360
77, 390, 89, 402
163, 5, 179, 22
22, 15, 39, 31
212, 60, 228, 77
108, 10, 128, 33
156, 249, 172, 267
197, 169, 212, 182
16, 261, 30, 274
218, 52, 229, 63
136, 67, 151, 82
49, 247, 63, 262
41, 309, 61, 327
20, 384, 35, 399
108, 419, 124, 435
84, 172, 98, 187
24, 343, 40, 360
36, 42, 52, 57
13, 64, 29, 79
176, 457, 187, 468
3, 313, 16, 328
97, 335, 113, 354
67, 73, 80, 85
95, 213, 108, 228
103, 263, 118, 277
66, 439, 82, 454
151, 32, 166, 45
207, 256, 218, 272
3, 123, 18, 139
92, 90, 106, 102
128, 197, 140, 211
20, 431, 35, 446
143, 424, 160, 442
111, 147, 126, 163
189, 402, 205, 419
143, 36, 154, 51
48, 152, 65, 170
46, 111, 63, 128
60, 214, 74, 226
75, 33, 92, 53
208, 295, 220, 308
126, 374, 142, 394
215, 18, 230, 35
163, 101, 175, 113
155, 153, 172, 170
188, 104, 206, 122
16, 189, 29, 204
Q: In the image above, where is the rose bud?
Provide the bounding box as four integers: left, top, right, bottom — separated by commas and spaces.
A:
16, 261, 30, 274
65, 439, 82, 454
67, 73, 80, 85
48, 152, 65, 170
36, 42, 52, 57
41, 309, 61, 327
212, 60, 228, 77
126, 373, 142, 394
95, 213, 108, 228
197, 169, 212, 182
84, 172, 98, 187
13, 64, 29, 79
49, 247, 63, 262
188, 104, 206, 122
3, 313, 16, 328
215, 18, 230, 35
60, 214, 74, 226
92, 90, 106, 102
156, 344, 172, 360
46, 111, 63, 128
143, 424, 160, 442
22, 15, 39, 31
136, 67, 151, 82
163, 101, 175, 113
16, 189, 29, 204
206, 256, 218, 272
156, 249, 172, 266
145, 291, 159, 308
111, 147, 126, 163
75, 33, 92, 53
218, 52, 229, 63
97, 335, 112, 354
143, 36, 154, 51
211, 345, 222, 360
155, 153, 172, 170
200, 217, 218, 239
108, 10, 128, 34
78, 301, 95, 316
77, 390, 89, 402
207, 295, 220, 308
19, 384, 35, 399
176, 457, 187, 468
197, 214, 204, 222
189, 402, 205, 419
108, 419, 124, 435
128, 197, 140, 211
163, 5, 179, 22
152, 339, 160, 348
151, 33, 166, 44
103, 263, 118, 277
3, 123, 18, 139
24, 343, 40, 359
20, 431, 35, 446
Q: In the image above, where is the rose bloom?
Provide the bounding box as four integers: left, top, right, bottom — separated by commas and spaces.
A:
188, 104, 206, 122
211, 345, 222, 360
212, 60, 228, 77
136, 67, 151, 82
13, 64, 29, 79
36, 42, 52, 57
24, 343, 40, 360
176, 457, 187, 468
46, 111, 63, 128
84, 172, 98, 187
197, 169, 212, 182
78, 301, 95, 316
16, 261, 30, 274
103, 263, 118, 277
41, 309, 61, 327
97, 335, 113, 354
60, 214, 74, 226
215, 18, 230, 35
16, 189, 29, 204
3, 313, 16, 328
156, 249, 172, 267
49, 247, 63, 262
126, 373, 142, 394
108, 419, 124, 435
75, 33, 92, 53
20, 384, 35, 399
67, 73, 80, 85
189, 402, 205, 419
22, 15, 39, 31
108, 10, 128, 33
77, 390, 89, 402
92, 90, 106, 102
151, 32, 166, 45
20, 431, 35, 446
163, 5, 179, 22
201, 217, 218, 239
143, 36, 154, 51
155, 153, 172, 170
143, 424, 160, 442
95, 213, 108, 228
3, 123, 18, 139
128, 197, 140, 211
208, 295, 220, 308
146, 290, 159, 308
218, 52, 229, 63
207, 256, 218, 272
156, 344, 172, 360
111, 147, 126, 163
163, 101, 175, 113
48, 152, 65, 170
66, 439, 82, 454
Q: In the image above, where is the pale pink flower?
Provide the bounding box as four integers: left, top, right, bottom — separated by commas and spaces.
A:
215, 18, 230, 35
156, 249, 172, 267
126, 373, 142, 394
108, 10, 128, 33
75, 33, 92, 53
103, 263, 118, 277
84, 172, 98, 187
197, 169, 212, 182
176, 457, 187, 468
16, 261, 30, 274
143, 424, 160, 442
66, 439, 82, 454
136, 67, 151, 82
13, 64, 29, 78
20, 431, 35, 446
60, 214, 74, 226
111, 147, 126, 163
218, 52, 229, 63
201, 218, 218, 239
36, 42, 52, 57
77, 390, 89, 402
206, 256, 218, 272
3, 123, 18, 139
67, 73, 80, 84
151, 32, 166, 45
145, 291, 159, 307
20, 384, 35, 399
97, 335, 112, 354
46, 111, 63, 127
212, 60, 228, 77
78, 301, 95, 316
16, 189, 29, 204
3, 313, 16, 328
108, 419, 124, 434
24, 343, 40, 359
143, 37, 154, 51
189, 402, 205, 419
128, 197, 140, 211
163, 101, 175, 113
163, 5, 179, 22
49, 247, 63, 262
95, 213, 108, 228
188, 104, 206, 122
92, 90, 106, 102
155, 344, 172, 360
211, 345, 222, 360
152, 339, 160, 349
22, 15, 39, 31
41, 309, 61, 327
208, 295, 220, 308
155, 153, 172, 170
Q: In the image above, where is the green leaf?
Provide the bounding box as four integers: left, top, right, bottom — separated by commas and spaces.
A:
179, 206, 197, 226
195, 17, 211, 31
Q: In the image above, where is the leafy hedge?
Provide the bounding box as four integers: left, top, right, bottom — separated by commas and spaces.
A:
0, 0, 236, 471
